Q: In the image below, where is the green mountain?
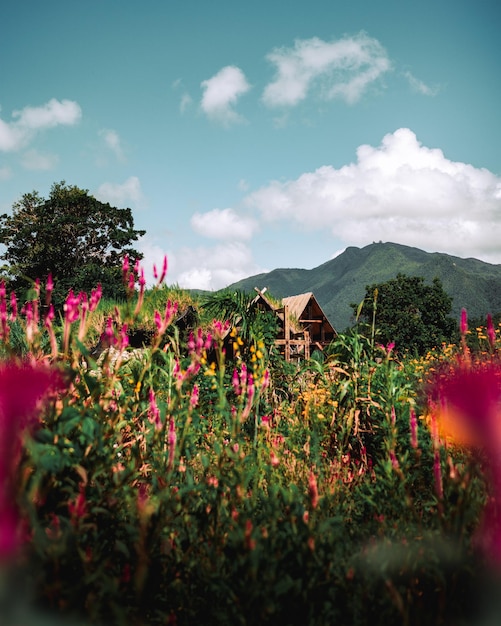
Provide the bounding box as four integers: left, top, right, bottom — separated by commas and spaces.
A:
227, 242, 501, 330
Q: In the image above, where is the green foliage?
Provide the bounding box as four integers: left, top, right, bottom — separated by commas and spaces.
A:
0, 276, 493, 625
228, 241, 501, 331
0, 181, 145, 306
353, 273, 457, 356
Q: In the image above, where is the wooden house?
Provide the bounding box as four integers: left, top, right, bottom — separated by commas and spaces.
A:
252, 288, 336, 362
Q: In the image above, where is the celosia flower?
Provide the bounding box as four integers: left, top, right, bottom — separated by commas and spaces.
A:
429, 360, 501, 561
154, 300, 178, 336
122, 254, 129, 283
0, 361, 63, 560
308, 470, 319, 509
189, 384, 199, 409
167, 417, 176, 470
487, 313, 496, 349
9, 292, 17, 322
431, 363, 501, 449
409, 408, 418, 449
460, 308, 468, 337
68, 483, 88, 526
148, 388, 162, 430
45, 273, 54, 305
153, 255, 168, 286
89, 284, 102, 312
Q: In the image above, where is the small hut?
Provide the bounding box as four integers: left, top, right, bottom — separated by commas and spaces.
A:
252, 288, 336, 362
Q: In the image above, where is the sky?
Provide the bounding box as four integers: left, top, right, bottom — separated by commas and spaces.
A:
1, 0, 501, 290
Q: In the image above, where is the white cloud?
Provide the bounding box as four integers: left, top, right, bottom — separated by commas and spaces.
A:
0, 99, 82, 151
180, 93, 193, 113
95, 176, 145, 209
191, 208, 258, 240
246, 128, 501, 262
0, 166, 12, 180
403, 71, 440, 96
175, 241, 264, 291
262, 33, 391, 107
200, 66, 251, 126
99, 129, 125, 161
20, 149, 58, 170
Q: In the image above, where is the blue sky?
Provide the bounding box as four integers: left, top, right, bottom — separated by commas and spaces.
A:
1, 0, 500, 290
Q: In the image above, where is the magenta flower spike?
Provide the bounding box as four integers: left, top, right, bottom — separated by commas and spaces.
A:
0, 361, 63, 561
154, 255, 168, 286
190, 384, 199, 409
460, 308, 468, 337
89, 284, 102, 312
232, 368, 241, 395
9, 292, 17, 322
122, 255, 129, 283
148, 388, 162, 430
308, 470, 319, 509
167, 417, 177, 470
409, 408, 418, 449
487, 313, 496, 348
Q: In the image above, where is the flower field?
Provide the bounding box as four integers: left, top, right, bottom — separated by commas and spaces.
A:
0, 263, 500, 625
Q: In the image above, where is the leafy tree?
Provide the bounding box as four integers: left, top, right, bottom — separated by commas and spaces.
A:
0, 181, 145, 305
352, 273, 457, 356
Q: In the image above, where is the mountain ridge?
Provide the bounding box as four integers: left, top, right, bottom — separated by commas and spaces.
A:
226, 242, 501, 330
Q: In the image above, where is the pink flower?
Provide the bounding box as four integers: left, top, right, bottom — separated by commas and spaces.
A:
154, 300, 178, 336
154, 255, 168, 286
0, 362, 63, 560
460, 308, 468, 337
45, 274, 54, 305
429, 361, 501, 561
409, 408, 418, 449
148, 388, 162, 430
190, 384, 199, 409
68, 483, 88, 526
167, 417, 176, 470
9, 292, 17, 322
64, 290, 81, 324
89, 284, 102, 312
122, 255, 129, 283
487, 314, 496, 349
308, 470, 319, 509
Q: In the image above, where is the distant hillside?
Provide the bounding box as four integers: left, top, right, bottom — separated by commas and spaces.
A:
227, 242, 501, 330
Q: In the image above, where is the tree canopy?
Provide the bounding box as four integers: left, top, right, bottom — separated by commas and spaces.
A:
0, 181, 145, 305
353, 273, 457, 356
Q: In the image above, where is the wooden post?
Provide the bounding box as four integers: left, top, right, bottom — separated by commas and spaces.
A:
284, 304, 290, 362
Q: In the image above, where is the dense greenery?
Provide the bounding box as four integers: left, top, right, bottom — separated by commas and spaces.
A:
229, 241, 501, 330
353, 273, 457, 356
0, 267, 499, 625
0, 181, 145, 306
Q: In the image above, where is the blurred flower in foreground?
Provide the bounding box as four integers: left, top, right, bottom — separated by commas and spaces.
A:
429, 360, 501, 562
0, 361, 63, 562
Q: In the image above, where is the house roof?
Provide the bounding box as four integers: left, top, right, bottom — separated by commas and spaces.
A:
281, 292, 314, 320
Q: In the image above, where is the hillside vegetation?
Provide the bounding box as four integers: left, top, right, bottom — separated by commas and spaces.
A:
229, 242, 501, 330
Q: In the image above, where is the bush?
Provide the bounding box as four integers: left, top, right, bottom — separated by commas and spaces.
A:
0, 267, 495, 625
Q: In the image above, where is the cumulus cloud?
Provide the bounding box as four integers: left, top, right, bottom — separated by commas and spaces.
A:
175, 241, 264, 291
0, 166, 12, 181
201, 66, 251, 126
403, 71, 440, 96
191, 208, 258, 240
95, 176, 145, 209
0, 99, 82, 151
262, 33, 391, 107
20, 149, 58, 170
246, 128, 501, 262
99, 129, 125, 161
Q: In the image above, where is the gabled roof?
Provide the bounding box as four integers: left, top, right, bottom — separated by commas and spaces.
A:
281, 292, 314, 320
